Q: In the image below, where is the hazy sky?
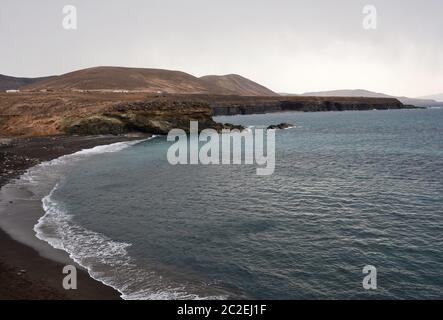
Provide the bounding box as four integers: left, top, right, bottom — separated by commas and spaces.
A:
0, 0, 442, 97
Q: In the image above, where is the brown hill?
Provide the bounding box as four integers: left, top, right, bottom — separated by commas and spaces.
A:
200, 74, 277, 96
22, 67, 277, 96
23, 66, 226, 94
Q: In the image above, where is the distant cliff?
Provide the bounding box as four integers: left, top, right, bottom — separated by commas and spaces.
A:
180, 95, 410, 116
294, 89, 440, 108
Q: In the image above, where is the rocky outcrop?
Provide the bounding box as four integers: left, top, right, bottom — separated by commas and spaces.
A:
64, 100, 240, 135
267, 123, 293, 130
0, 138, 13, 148
64, 116, 128, 135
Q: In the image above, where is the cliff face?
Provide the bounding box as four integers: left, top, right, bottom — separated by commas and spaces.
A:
0, 92, 411, 137
210, 96, 407, 116
0, 93, 229, 137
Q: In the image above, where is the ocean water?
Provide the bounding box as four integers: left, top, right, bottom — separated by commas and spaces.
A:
33, 109, 443, 299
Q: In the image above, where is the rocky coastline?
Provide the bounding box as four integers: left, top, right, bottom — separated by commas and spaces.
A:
0, 92, 417, 137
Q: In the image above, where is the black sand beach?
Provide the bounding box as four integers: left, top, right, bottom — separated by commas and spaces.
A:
0, 134, 149, 300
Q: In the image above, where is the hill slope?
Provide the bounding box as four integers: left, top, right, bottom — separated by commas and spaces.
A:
23, 67, 227, 94
200, 74, 277, 96
21, 67, 277, 96
418, 93, 443, 102
0, 74, 54, 91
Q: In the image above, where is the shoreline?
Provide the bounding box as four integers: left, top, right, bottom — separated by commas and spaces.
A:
0, 134, 150, 300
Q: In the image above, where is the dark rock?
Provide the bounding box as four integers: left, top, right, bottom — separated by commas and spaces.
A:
65, 116, 127, 135
267, 123, 293, 130
0, 139, 13, 148
222, 123, 245, 131
63, 100, 245, 135
210, 96, 406, 116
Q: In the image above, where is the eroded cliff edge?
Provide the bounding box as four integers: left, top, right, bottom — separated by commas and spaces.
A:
0, 92, 414, 137
65, 100, 229, 135
190, 95, 410, 115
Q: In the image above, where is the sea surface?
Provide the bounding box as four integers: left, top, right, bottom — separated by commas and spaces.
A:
28, 109, 443, 299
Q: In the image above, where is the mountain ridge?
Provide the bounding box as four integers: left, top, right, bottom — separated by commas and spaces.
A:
418, 93, 443, 102
2, 66, 277, 97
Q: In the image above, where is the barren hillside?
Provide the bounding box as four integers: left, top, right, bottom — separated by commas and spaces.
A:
23, 67, 225, 94
17, 67, 277, 96
200, 74, 277, 96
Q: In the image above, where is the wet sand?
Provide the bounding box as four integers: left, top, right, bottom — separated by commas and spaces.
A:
0, 134, 149, 300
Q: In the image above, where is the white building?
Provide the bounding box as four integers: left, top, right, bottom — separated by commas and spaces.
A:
6, 89, 20, 93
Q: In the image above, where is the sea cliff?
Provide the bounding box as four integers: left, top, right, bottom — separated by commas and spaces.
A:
0, 92, 414, 137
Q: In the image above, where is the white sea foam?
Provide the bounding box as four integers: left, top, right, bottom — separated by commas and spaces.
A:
26, 136, 224, 300
36, 185, 219, 300
246, 124, 296, 131
19, 139, 146, 188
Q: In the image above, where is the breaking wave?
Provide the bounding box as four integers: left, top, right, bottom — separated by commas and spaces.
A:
22, 137, 222, 300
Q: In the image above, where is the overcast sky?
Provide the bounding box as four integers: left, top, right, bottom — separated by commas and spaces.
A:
0, 0, 441, 97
